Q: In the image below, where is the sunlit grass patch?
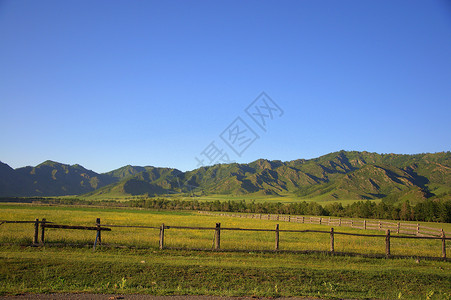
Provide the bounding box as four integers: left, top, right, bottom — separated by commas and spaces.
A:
0, 204, 449, 259
0, 246, 450, 299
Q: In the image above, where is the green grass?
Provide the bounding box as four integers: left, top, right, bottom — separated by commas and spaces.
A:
80, 191, 370, 205
1, 204, 450, 257
0, 246, 450, 299
0, 204, 451, 299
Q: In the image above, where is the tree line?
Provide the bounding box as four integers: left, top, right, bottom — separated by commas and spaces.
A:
126, 198, 451, 223
9, 196, 450, 223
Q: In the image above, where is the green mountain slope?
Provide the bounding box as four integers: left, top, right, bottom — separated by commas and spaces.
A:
84, 151, 451, 203
1, 160, 115, 196
16, 160, 112, 196
1, 151, 450, 202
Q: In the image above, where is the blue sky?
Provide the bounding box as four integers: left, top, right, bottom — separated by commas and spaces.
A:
1, 0, 450, 173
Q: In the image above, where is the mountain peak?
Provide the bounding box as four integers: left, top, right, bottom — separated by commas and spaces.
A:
37, 160, 64, 167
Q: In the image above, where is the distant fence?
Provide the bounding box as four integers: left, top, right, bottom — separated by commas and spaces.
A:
198, 212, 451, 238
0, 217, 450, 261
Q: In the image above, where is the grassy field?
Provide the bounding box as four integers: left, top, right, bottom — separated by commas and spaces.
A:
1, 204, 450, 256
80, 191, 371, 205
0, 204, 450, 299
1, 246, 450, 299
192, 194, 377, 205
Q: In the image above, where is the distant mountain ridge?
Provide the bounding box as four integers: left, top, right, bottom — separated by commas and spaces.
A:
1, 151, 450, 203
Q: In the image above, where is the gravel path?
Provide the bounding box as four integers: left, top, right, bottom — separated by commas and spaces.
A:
0, 294, 322, 300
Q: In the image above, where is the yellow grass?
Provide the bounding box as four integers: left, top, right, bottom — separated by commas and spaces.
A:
0, 204, 449, 258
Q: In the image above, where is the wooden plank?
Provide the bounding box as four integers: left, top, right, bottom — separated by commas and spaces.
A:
101, 224, 159, 229
417, 225, 441, 231
0, 220, 52, 224
385, 230, 390, 257
420, 230, 442, 236
159, 224, 165, 250
390, 235, 451, 240
33, 218, 39, 244
330, 228, 334, 253
41, 218, 46, 244
96, 218, 101, 245
214, 223, 220, 250
45, 224, 111, 231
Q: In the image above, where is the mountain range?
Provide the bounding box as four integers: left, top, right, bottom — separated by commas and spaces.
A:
1, 151, 450, 203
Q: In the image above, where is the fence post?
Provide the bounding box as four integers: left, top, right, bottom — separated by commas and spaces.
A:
397, 222, 400, 234
275, 224, 279, 251
385, 229, 390, 258
319, 217, 322, 225
442, 229, 446, 260
34, 219, 39, 244
159, 224, 165, 249
40, 218, 46, 244
214, 223, 221, 250
339, 218, 341, 226
364, 220, 366, 230
301, 216, 304, 223
378, 221, 381, 230
416, 223, 420, 235
330, 227, 334, 253
351, 220, 353, 228
96, 218, 101, 245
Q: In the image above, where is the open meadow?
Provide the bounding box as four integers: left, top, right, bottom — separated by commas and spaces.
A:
0, 204, 450, 299
79, 192, 371, 206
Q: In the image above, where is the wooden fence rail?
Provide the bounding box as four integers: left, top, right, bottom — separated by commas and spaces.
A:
198, 212, 451, 237
0, 218, 449, 260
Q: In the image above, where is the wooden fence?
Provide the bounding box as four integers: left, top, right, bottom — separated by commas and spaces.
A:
199, 211, 451, 238
0, 218, 450, 260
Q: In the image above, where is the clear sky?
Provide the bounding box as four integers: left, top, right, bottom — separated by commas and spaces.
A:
1, 0, 450, 173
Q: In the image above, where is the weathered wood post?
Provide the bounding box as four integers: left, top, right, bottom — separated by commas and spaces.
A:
397, 222, 400, 234
339, 218, 341, 226
275, 224, 279, 251
416, 223, 420, 235
330, 227, 334, 253
385, 229, 390, 258
319, 217, 322, 225
40, 218, 46, 244
363, 220, 366, 230
96, 218, 101, 245
441, 229, 446, 260
214, 223, 221, 250
159, 223, 165, 250
34, 219, 39, 244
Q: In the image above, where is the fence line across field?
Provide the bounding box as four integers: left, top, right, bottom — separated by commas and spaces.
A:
0, 217, 449, 260
198, 212, 451, 237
